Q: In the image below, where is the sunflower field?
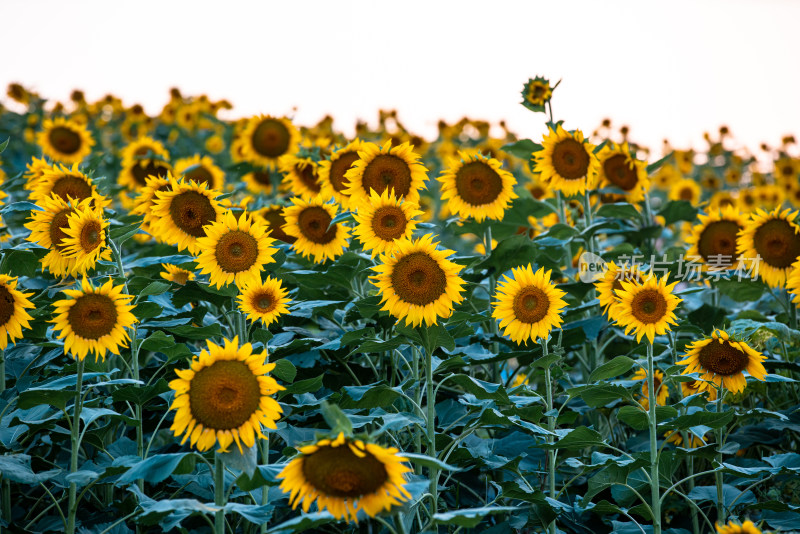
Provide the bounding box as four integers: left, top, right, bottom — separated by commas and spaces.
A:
1, 79, 800, 534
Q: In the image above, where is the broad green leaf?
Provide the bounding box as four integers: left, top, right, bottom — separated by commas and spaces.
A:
542, 426, 605, 450
432, 506, 519, 527
111, 379, 170, 406
0, 454, 60, 484
402, 452, 461, 472
657, 200, 698, 226
271, 358, 297, 383
596, 203, 640, 220
501, 139, 539, 160
116, 452, 194, 485
590, 356, 635, 382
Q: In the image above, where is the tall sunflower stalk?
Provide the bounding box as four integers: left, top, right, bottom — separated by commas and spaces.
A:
65, 358, 84, 534
646, 342, 662, 534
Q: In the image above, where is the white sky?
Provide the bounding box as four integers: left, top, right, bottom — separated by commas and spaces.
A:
3, 0, 798, 156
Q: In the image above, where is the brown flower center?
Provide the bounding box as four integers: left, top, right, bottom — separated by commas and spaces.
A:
49, 209, 74, 251
454, 161, 503, 206
0, 285, 15, 327
67, 293, 118, 340
329, 151, 360, 193
372, 206, 407, 241
753, 218, 800, 269
697, 220, 740, 265
679, 186, 695, 201
251, 118, 291, 158
48, 126, 82, 155
252, 170, 274, 186
79, 219, 103, 252
603, 154, 638, 191
698, 341, 749, 376
552, 138, 590, 180
295, 163, 320, 193
51, 175, 93, 202
630, 289, 668, 324
170, 270, 190, 285
301, 443, 388, 498
183, 164, 215, 188
168, 191, 218, 237
189, 360, 262, 430
297, 206, 337, 245
131, 160, 171, 187
214, 230, 259, 273
251, 289, 276, 313
261, 208, 296, 244
390, 252, 447, 305
512, 285, 550, 324
361, 155, 412, 198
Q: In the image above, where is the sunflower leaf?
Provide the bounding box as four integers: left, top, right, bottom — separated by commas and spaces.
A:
590, 356, 636, 382
432, 506, 519, 527
657, 200, 698, 226
402, 452, 461, 472
501, 139, 540, 160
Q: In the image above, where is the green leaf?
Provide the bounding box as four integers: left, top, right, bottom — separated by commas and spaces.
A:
688, 484, 756, 508
432, 506, 519, 527
340, 383, 402, 409
320, 401, 353, 434
596, 203, 640, 220
17, 389, 76, 410
116, 453, 195, 485
501, 139, 540, 160
402, 452, 461, 472
139, 331, 191, 360
716, 279, 767, 302
0, 137, 9, 154
166, 323, 222, 340
590, 356, 635, 382
657, 200, 698, 226
446, 374, 511, 403
0, 454, 60, 484
225, 503, 273, 525
542, 426, 605, 450
646, 153, 671, 174
111, 379, 170, 406
571, 384, 631, 408
661, 409, 734, 431
619, 405, 678, 430
138, 281, 171, 297
265, 511, 336, 534
281, 375, 324, 396
271, 358, 297, 383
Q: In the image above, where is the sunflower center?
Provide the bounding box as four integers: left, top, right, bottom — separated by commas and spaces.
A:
0, 285, 14, 327
215, 230, 259, 273
454, 161, 503, 206
512, 285, 550, 324
329, 152, 360, 193
297, 206, 337, 244
184, 165, 214, 187
753, 218, 800, 269
630, 289, 668, 324
261, 209, 296, 244
252, 119, 291, 158
253, 171, 273, 185
372, 206, 407, 241
49, 209, 74, 251
301, 443, 389, 498
531, 85, 545, 100
603, 154, 638, 191
296, 163, 321, 192
168, 191, 218, 237
679, 187, 694, 201
67, 293, 119, 340
171, 270, 190, 285
362, 155, 412, 197
698, 341, 749, 376
79, 220, 103, 252
390, 252, 447, 306
552, 138, 590, 180
132, 160, 171, 186
252, 290, 275, 313
48, 126, 82, 154
52, 176, 93, 202
188, 360, 262, 430
698, 220, 740, 264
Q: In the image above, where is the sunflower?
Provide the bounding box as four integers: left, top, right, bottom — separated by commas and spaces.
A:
23, 156, 54, 191
492, 265, 567, 345
715, 520, 764, 534
59, 203, 112, 275
533, 124, 599, 197
596, 142, 649, 202
243, 168, 279, 195
709, 191, 738, 212
680, 378, 717, 401
277, 432, 411, 522
160, 264, 196, 285
520, 76, 553, 112
174, 154, 225, 191
205, 134, 225, 154
119, 136, 169, 167
737, 207, 800, 288
353, 189, 422, 258
595, 262, 645, 314
686, 206, 747, 269
318, 139, 366, 207
668, 178, 702, 204
131, 174, 172, 237
50, 278, 137, 361
168, 337, 284, 453
677, 329, 767, 394
150, 175, 226, 254
438, 151, 518, 222
609, 275, 681, 343
631, 368, 668, 410
370, 234, 465, 327
282, 197, 351, 263
118, 158, 173, 191
664, 430, 706, 448
237, 276, 292, 327
0, 275, 35, 350
29, 164, 108, 207
256, 205, 296, 244
344, 140, 428, 211
240, 115, 300, 169
279, 155, 322, 200
195, 210, 277, 289
36, 117, 94, 164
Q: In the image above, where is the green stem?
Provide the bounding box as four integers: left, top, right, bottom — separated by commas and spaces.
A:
543, 338, 556, 534
714, 385, 725, 525
214, 454, 226, 534
0, 350, 9, 524
259, 339, 269, 534
788, 290, 798, 330
412, 347, 422, 474
65, 359, 85, 534
484, 226, 500, 383
646, 342, 661, 534
582, 188, 595, 255
424, 336, 438, 517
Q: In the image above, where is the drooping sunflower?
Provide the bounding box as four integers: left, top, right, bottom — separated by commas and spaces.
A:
239, 115, 300, 169
282, 197, 351, 263
596, 141, 650, 202
160, 264, 196, 285
533, 124, 599, 197
631, 367, 669, 411
353, 189, 422, 258
344, 141, 428, 211
119, 136, 169, 167
36, 117, 94, 164
150, 175, 226, 254
318, 139, 366, 207
609, 275, 681, 343
677, 329, 767, 394
168, 337, 284, 453
371, 234, 465, 327
492, 265, 567, 345
59, 203, 112, 275
520, 76, 553, 112
279, 154, 322, 200
737, 207, 800, 288
174, 154, 225, 191
595, 262, 645, 314
243, 168, 279, 195
680, 378, 717, 401
29, 163, 109, 207
685, 206, 747, 269
668, 178, 702, 204
255, 205, 296, 244
195, 210, 277, 289
438, 151, 518, 222
714, 520, 764, 534
0, 275, 35, 350
237, 276, 292, 327
277, 432, 411, 522
118, 157, 173, 191
50, 278, 137, 361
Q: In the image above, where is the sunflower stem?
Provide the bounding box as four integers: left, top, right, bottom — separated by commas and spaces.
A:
543, 338, 557, 534
484, 226, 500, 383
412, 347, 422, 474
65, 358, 85, 534
788, 290, 797, 330
259, 438, 269, 534
423, 335, 438, 517
0, 350, 9, 524
214, 454, 226, 534
646, 342, 661, 534
714, 385, 725, 525
555, 192, 571, 271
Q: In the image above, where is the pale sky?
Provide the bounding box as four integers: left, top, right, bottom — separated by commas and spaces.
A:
3, 0, 798, 156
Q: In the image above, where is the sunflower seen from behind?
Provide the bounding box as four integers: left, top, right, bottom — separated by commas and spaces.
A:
438, 151, 518, 222
677, 329, 767, 394
0, 275, 35, 350
609, 274, 681, 344
240, 115, 300, 169
353, 189, 422, 258
50, 278, 137, 361
277, 432, 411, 522
237, 276, 292, 327
282, 197, 351, 263
533, 124, 599, 197
36, 117, 94, 164
737, 207, 800, 288
169, 337, 284, 453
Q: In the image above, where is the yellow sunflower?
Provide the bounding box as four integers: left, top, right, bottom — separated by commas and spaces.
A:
609, 275, 681, 344
438, 151, 518, 222
118, 158, 173, 191
50, 278, 137, 361
150, 175, 226, 254
240, 115, 300, 169
282, 197, 351, 263
318, 139, 366, 208
243, 168, 279, 195
168, 337, 284, 453
195, 210, 277, 289
596, 141, 649, 202
23, 156, 54, 191
174, 154, 225, 191
533, 124, 599, 197
677, 329, 767, 394
160, 264, 196, 285
131, 174, 172, 239
344, 140, 428, 211
36, 117, 94, 164
59, 203, 112, 275
255, 205, 296, 244
680, 378, 717, 401
520, 76, 553, 111
668, 178, 702, 204
370, 234, 465, 327
737, 207, 800, 288
631, 368, 668, 410
709, 191, 739, 212
594, 262, 645, 314
277, 432, 411, 522
29, 163, 109, 207
686, 206, 747, 269
715, 520, 763, 534
119, 136, 169, 167
237, 276, 292, 327
353, 189, 422, 258
279, 155, 322, 200
0, 275, 35, 350
492, 265, 567, 345
664, 430, 706, 448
